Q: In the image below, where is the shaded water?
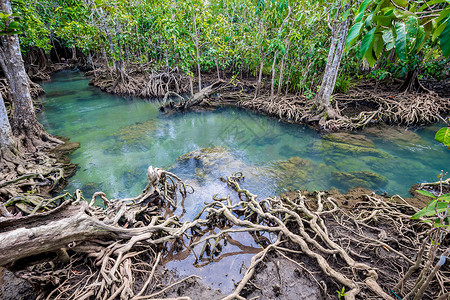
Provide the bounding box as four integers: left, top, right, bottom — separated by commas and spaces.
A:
38, 71, 450, 292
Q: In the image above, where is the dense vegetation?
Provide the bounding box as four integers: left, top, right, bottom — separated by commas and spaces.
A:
8, 0, 450, 99
0, 1, 450, 299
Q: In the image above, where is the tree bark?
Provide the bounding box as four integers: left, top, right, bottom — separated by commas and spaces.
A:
71, 45, 77, 61
277, 40, 290, 95
255, 49, 265, 98
315, 5, 349, 115
0, 92, 14, 151
193, 14, 202, 92
0, 0, 61, 151
270, 50, 278, 98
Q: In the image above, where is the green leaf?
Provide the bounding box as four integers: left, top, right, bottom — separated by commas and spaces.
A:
395, 21, 407, 61
356, 0, 374, 22
412, 202, 449, 219
360, 28, 375, 58
432, 22, 447, 42
7, 21, 20, 30
346, 21, 363, 49
413, 25, 425, 52
439, 194, 450, 202
392, 0, 408, 8
382, 28, 395, 50
439, 21, 450, 58
435, 127, 450, 146
373, 34, 384, 58
416, 190, 436, 198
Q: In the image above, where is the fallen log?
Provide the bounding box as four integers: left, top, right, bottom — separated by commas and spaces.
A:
160, 80, 226, 111
0, 166, 201, 299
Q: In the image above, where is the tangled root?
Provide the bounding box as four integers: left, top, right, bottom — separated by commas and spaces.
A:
193, 173, 449, 300
87, 68, 189, 98
1, 166, 198, 300
2, 167, 448, 300
239, 95, 311, 123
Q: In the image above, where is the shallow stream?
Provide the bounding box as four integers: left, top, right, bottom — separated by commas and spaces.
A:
38, 71, 450, 292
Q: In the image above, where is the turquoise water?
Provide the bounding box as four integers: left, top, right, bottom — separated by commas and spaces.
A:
37, 71, 450, 292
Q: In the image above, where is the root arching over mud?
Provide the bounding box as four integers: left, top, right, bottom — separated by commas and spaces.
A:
1, 167, 448, 300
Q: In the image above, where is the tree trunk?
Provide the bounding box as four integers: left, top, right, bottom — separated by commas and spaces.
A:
270, 50, 278, 98
277, 40, 290, 95
0, 93, 14, 151
255, 49, 265, 98
98, 7, 118, 72
71, 45, 77, 61
315, 7, 349, 117
193, 14, 202, 92
0, 0, 61, 151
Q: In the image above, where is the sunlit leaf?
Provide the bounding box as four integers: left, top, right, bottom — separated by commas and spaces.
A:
360, 27, 375, 58
346, 21, 363, 49
416, 190, 436, 198
435, 127, 450, 146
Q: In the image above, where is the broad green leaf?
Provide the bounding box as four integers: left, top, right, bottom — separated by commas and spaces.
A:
382, 28, 395, 50
405, 17, 419, 49
432, 22, 447, 42
413, 25, 425, 52
439, 195, 450, 202
395, 22, 407, 61
360, 27, 375, 58
357, 0, 374, 22
346, 21, 363, 49
392, 0, 407, 8
373, 34, 384, 58
418, 0, 448, 12
412, 202, 449, 219
364, 43, 377, 67
416, 190, 436, 198
8, 21, 20, 30
439, 21, 450, 57
435, 127, 450, 146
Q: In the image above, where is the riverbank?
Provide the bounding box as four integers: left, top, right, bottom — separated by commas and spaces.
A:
85, 67, 450, 131
1, 68, 449, 300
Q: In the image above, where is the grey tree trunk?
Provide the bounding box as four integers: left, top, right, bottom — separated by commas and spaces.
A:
255, 49, 265, 97
277, 40, 290, 95
98, 7, 118, 71
0, 93, 14, 150
270, 50, 278, 98
0, 0, 60, 150
71, 45, 77, 60
315, 7, 349, 113
193, 14, 202, 92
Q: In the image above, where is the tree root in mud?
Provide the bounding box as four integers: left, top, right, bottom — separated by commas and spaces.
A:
239, 86, 449, 130
193, 173, 449, 300
1, 169, 449, 300
0, 166, 199, 300
86, 68, 190, 98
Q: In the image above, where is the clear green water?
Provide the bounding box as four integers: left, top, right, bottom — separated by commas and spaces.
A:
37, 71, 450, 292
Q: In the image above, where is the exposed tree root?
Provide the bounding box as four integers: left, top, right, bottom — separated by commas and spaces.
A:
1, 169, 448, 300
193, 173, 449, 299
239, 85, 449, 130
86, 68, 190, 98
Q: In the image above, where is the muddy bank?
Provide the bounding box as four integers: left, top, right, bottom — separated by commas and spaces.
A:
1, 170, 447, 300
87, 67, 450, 131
